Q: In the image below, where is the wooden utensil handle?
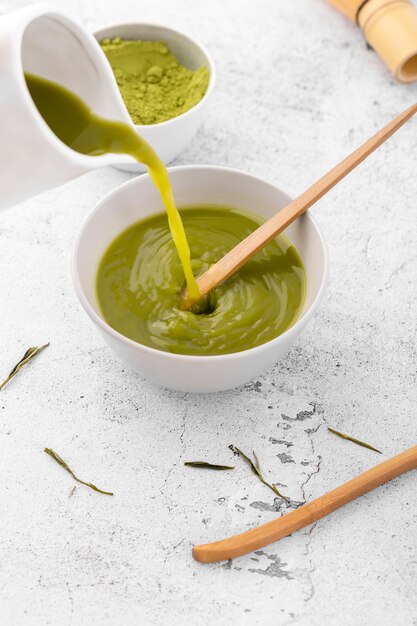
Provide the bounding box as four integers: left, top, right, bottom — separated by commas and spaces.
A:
192, 444, 417, 563
183, 102, 417, 308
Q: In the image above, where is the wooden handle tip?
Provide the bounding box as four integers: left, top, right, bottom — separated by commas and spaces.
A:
192, 543, 226, 563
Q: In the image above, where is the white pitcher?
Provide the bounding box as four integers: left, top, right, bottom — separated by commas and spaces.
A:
0, 3, 135, 211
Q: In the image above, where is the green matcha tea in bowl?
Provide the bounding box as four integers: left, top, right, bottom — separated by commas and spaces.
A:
73, 166, 329, 393
93, 22, 215, 172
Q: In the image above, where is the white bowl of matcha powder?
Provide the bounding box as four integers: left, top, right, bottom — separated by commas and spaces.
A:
94, 22, 215, 172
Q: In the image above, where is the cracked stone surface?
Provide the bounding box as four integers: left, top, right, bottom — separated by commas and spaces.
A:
1, 0, 417, 624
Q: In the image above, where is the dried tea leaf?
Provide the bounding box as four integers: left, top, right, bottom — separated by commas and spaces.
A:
44, 448, 113, 496
184, 461, 235, 470
328, 428, 382, 454
0, 343, 49, 390
230, 445, 289, 502
68, 486, 77, 499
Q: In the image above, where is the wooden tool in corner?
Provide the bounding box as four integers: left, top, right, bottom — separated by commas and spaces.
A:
182, 103, 417, 309
193, 444, 417, 563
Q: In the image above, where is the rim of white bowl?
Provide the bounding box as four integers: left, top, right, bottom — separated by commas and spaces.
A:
92, 22, 216, 129
72, 165, 330, 363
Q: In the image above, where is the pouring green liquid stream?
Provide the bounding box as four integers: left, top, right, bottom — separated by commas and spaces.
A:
25, 72, 306, 356
24, 73, 200, 301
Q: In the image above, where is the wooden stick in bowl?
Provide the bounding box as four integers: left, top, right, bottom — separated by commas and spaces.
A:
192, 444, 417, 563
182, 103, 417, 309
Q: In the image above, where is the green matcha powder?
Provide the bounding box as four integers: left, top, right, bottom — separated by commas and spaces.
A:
100, 38, 210, 125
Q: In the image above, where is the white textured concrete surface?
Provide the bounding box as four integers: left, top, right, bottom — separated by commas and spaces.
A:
1, 0, 417, 624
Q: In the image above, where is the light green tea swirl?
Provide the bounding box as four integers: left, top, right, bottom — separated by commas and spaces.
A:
96, 206, 306, 356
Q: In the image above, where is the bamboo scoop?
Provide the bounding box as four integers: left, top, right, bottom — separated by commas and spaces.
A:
193, 444, 417, 563
183, 103, 417, 309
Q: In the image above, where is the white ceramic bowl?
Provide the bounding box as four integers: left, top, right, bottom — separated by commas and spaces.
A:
93, 23, 215, 173
73, 166, 329, 392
